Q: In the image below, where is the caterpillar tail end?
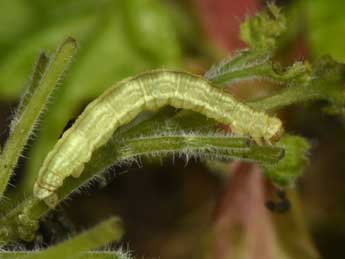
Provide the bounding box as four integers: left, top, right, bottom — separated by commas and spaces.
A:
33, 181, 59, 208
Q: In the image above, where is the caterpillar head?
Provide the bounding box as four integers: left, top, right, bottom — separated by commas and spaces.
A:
266, 118, 284, 143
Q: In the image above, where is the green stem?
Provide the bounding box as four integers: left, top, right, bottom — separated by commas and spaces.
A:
0, 126, 283, 243
205, 49, 310, 87
0, 38, 78, 198
247, 83, 321, 111
10, 52, 49, 127
0, 251, 130, 259
117, 134, 250, 158
246, 58, 345, 111
22, 217, 123, 259
208, 63, 273, 85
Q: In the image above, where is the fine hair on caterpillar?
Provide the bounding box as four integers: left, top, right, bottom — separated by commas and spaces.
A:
33, 70, 283, 207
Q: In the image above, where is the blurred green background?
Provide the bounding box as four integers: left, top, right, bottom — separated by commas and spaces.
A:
1, 0, 345, 258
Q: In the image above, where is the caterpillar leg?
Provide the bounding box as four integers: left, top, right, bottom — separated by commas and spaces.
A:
230, 123, 245, 137
252, 135, 264, 145
71, 164, 85, 178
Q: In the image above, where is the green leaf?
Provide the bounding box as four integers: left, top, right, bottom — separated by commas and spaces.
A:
247, 55, 345, 112
240, 3, 286, 50
10, 52, 50, 130
205, 49, 311, 87
1, 251, 132, 259
263, 135, 310, 186
0, 38, 78, 198
21, 217, 123, 259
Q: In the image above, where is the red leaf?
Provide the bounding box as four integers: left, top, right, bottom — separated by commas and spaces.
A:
208, 162, 279, 259
192, 0, 260, 52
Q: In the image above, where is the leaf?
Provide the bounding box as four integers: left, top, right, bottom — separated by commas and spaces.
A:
205, 49, 311, 87
247, 55, 345, 112
21, 217, 123, 259
263, 135, 310, 186
240, 3, 286, 51
0, 38, 78, 198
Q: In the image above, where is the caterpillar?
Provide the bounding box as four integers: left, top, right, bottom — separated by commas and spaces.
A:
33, 70, 283, 206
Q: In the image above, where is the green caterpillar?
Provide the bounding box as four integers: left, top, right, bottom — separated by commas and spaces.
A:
33, 70, 283, 207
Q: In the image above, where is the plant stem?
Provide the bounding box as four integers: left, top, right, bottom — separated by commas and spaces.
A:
11, 52, 50, 126
22, 217, 123, 259
247, 83, 321, 111
0, 251, 130, 259
0, 125, 283, 243
208, 63, 273, 85
0, 38, 78, 198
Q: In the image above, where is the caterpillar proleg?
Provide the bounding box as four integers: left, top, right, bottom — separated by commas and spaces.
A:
33, 70, 283, 206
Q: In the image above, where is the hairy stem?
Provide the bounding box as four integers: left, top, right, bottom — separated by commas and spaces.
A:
22, 217, 122, 259
0, 38, 78, 198
0, 124, 283, 243
0, 251, 131, 259
247, 57, 345, 111
11, 53, 50, 126
205, 50, 310, 88
247, 83, 321, 111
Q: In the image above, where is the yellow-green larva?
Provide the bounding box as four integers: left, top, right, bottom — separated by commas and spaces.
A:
33, 70, 283, 206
